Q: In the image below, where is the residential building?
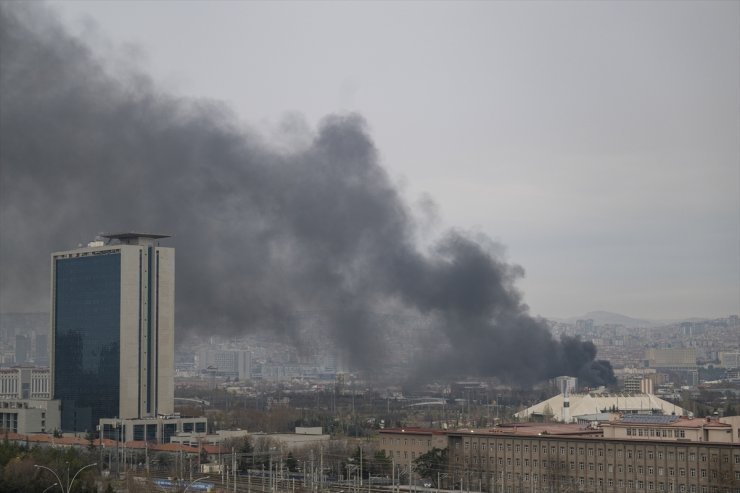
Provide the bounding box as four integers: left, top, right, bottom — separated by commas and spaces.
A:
197, 349, 251, 380
645, 348, 699, 386
719, 352, 740, 370
624, 376, 654, 394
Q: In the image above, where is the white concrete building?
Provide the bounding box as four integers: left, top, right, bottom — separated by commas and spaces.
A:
198, 349, 251, 380
719, 351, 740, 369
99, 415, 207, 443
0, 366, 52, 399
515, 393, 690, 423
0, 399, 60, 434
52, 233, 174, 433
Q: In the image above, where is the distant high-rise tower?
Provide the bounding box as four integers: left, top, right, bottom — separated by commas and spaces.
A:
34, 332, 49, 366
15, 334, 30, 364
52, 233, 174, 433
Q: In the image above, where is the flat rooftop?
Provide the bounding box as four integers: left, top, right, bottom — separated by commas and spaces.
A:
101, 232, 171, 240
449, 423, 602, 437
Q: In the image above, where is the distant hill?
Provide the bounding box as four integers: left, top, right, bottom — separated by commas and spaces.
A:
559, 311, 660, 328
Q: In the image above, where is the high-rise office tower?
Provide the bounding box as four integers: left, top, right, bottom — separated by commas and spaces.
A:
52, 233, 174, 433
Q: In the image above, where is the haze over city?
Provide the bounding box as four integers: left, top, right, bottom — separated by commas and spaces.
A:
0, 0, 738, 383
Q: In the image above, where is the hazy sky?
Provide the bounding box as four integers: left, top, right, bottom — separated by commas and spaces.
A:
48, 0, 739, 320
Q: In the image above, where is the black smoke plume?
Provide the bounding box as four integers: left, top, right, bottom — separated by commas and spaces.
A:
0, 3, 614, 387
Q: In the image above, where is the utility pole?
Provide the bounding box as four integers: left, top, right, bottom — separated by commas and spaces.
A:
310, 449, 315, 493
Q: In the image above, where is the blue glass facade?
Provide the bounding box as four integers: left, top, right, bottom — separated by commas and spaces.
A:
54, 252, 121, 433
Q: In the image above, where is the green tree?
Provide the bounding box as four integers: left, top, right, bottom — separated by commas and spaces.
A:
286, 452, 298, 472
412, 447, 448, 487
369, 450, 392, 477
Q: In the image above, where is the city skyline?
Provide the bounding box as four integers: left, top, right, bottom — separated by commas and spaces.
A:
0, 0, 738, 339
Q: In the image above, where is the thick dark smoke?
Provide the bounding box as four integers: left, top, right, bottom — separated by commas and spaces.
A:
0, 3, 614, 387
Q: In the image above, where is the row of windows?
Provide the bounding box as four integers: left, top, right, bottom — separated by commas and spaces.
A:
458, 439, 734, 465
456, 472, 740, 493
458, 472, 738, 493
459, 455, 728, 481
627, 428, 687, 438
381, 437, 433, 447
381, 449, 419, 459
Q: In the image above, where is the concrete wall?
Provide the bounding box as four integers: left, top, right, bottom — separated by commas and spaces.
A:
155, 247, 175, 416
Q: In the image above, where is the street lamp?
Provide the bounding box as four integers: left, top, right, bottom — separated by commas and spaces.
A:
42, 483, 59, 493
34, 463, 97, 493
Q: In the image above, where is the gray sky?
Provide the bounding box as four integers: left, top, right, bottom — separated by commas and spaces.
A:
49, 0, 739, 320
